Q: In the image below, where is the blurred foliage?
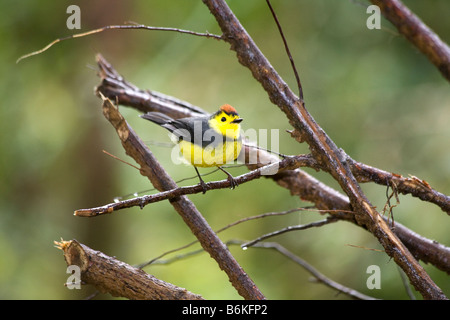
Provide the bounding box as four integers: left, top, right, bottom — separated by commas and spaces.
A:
1, 0, 449, 299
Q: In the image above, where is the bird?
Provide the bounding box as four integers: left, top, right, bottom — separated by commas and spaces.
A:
140, 104, 243, 193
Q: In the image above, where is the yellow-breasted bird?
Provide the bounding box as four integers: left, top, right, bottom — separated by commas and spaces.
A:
140, 104, 243, 193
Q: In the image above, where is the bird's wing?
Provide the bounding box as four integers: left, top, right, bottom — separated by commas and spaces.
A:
169, 117, 205, 144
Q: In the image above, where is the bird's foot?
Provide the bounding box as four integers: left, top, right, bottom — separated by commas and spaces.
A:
199, 180, 210, 194
227, 174, 239, 189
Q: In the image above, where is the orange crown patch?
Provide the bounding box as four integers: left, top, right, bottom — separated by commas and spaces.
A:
220, 104, 238, 115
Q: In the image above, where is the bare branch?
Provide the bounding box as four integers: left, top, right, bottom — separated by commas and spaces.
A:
350, 159, 450, 214
55, 239, 203, 300
94, 93, 265, 300
397, 266, 417, 300
17, 24, 221, 63
74, 154, 316, 217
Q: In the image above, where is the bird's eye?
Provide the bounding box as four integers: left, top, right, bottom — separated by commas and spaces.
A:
221, 117, 226, 122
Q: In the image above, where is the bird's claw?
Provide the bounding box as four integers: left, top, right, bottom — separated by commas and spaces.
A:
228, 175, 239, 189
200, 180, 210, 194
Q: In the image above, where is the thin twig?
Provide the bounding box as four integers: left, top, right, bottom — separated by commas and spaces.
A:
17, 23, 222, 63
138, 206, 316, 268
345, 244, 385, 253
242, 217, 338, 248
243, 142, 287, 159
146, 248, 205, 267
228, 240, 378, 300
138, 207, 358, 269
102, 149, 141, 171
382, 179, 399, 228
265, 0, 303, 101
397, 266, 417, 300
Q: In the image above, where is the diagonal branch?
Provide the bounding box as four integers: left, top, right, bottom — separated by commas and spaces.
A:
95, 93, 264, 300
201, 0, 446, 300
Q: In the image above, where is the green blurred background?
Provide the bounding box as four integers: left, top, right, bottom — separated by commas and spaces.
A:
1, 0, 449, 299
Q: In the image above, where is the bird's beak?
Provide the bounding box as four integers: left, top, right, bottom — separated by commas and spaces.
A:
232, 118, 243, 124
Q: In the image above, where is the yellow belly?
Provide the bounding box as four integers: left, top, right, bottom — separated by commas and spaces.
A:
178, 139, 242, 167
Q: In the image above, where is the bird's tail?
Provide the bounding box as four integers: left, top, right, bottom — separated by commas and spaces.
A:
140, 112, 174, 125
